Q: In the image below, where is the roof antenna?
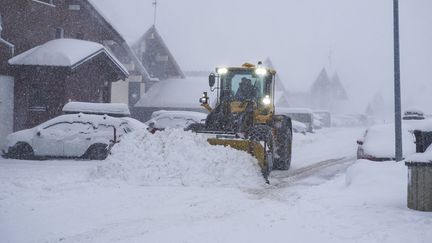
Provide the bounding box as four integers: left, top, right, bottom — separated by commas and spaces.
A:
152, 0, 158, 27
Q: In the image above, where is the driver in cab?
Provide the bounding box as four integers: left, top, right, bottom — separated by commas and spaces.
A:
235, 77, 256, 101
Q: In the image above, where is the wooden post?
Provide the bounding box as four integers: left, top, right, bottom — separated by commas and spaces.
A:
406, 162, 432, 211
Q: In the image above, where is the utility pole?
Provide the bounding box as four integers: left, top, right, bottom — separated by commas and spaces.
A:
393, 0, 403, 161
152, 0, 158, 27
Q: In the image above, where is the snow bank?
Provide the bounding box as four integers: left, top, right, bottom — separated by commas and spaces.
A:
345, 160, 406, 205
94, 129, 264, 187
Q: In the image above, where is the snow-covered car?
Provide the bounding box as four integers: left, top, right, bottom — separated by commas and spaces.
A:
1, 113, 145, 160
403, 109, 425, 120
356, 123, 416, 161
146, 110, 207, 130
312, 114, 323, 130
292, 120, 308, 134
313, 110, 331, 127
277, 107, 314, 133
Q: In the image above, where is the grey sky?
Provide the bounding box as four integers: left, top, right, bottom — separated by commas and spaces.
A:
93, 0, 432, 113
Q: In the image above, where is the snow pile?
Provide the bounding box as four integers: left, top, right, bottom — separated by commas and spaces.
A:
94, 129, 264, 187
345, 160, 406, 205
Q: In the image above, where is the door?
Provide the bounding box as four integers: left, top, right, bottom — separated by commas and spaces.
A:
62, 122, 95, 157
31, 122, 67, 157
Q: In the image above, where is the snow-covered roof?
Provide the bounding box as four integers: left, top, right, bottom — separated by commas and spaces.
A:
402, 119, 432, 132
62, 102, 130, 117
135, 76, 217, 109
8, 39, 128, 76
404, 108, 424, 114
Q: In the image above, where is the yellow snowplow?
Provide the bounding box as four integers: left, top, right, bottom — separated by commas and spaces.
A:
186, 62, 293, 182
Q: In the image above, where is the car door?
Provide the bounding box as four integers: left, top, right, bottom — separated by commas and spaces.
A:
31, 122, 67, 157
62, 122, 95, 157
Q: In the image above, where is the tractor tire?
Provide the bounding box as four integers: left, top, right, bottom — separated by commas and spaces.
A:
184, 123, 206, 132
6, 142, 34, 160
85, 143, 108, 160
272, 115, 293, 170
248, 125, 275, 181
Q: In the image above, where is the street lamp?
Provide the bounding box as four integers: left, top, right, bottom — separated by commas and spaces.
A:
393, 0, 403, 161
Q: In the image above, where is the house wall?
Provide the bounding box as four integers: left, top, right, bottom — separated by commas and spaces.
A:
0, 75, 14, 143
133, 27, 184, 81
12, 54, 119, 131
0, 0, 125, 59
65, 54, 117, 104
13, 67, 67, 130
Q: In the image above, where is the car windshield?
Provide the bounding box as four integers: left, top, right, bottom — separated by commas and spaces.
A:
220, 70, 270, 102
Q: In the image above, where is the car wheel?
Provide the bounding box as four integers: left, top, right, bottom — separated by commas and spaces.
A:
85, 143, 108, 160
6, 142, 34, 160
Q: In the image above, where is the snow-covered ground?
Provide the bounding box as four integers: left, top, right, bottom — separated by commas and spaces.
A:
1, 127, 431, 243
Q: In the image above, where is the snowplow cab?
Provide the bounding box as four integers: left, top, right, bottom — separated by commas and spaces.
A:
188, 62, 293, 182
200, 62, 276, 126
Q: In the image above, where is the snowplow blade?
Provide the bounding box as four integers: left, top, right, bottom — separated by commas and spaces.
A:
207, 138, 266, 170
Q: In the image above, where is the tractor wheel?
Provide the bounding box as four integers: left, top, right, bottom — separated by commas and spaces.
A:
248, 125, 275, 181
6, 142, 34, 160
184, 123, 206, 132
272, 115, 293, 170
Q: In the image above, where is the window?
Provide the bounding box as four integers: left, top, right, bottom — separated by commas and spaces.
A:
75, 32, 84, 39
220, 70, 270, 103
55, 27, 64, 39
29, 83, 47, 111
66, 0, 81, 10
44, 122, 93, 138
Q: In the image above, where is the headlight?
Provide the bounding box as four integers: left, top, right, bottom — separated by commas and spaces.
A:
262, 95, 271, 105
255, 68, 267, 76
217, 67, 228, 75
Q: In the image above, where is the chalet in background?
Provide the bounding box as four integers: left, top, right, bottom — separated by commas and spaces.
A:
132, 25, 185, 91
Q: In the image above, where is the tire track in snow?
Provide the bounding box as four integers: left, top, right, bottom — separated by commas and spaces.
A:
245, 156, 356, 199
270, 156, 356, 188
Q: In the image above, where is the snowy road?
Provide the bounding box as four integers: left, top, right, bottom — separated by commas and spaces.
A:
1, 127, 431, 243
